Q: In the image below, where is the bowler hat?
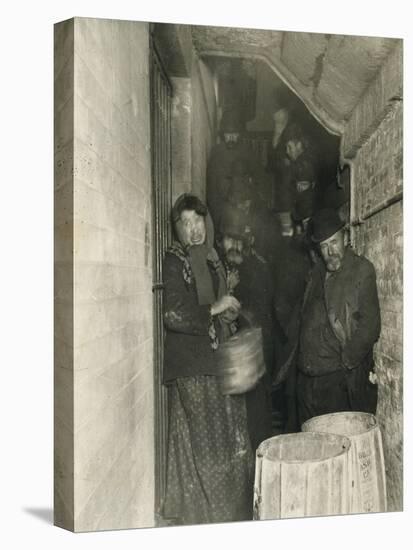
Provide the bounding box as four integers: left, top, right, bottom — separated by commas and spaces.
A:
219, 206, 251, 241
283, 123, 308, 149
311, 208, 345, 243
220, 109, 244, 134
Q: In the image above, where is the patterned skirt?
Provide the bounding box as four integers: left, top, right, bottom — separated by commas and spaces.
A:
163, 375, 255, 526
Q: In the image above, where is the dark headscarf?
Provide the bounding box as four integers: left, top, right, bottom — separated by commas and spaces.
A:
171, 194, 227, 305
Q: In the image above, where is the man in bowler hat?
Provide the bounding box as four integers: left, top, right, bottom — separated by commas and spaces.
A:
296, 208, 381, 425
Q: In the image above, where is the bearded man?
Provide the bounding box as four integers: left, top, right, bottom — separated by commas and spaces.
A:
216, 207, 276, 451
296, 208, 381, 425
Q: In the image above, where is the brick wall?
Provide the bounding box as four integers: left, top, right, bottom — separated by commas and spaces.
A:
348, 101, 403, 512
54, 17, 155, 532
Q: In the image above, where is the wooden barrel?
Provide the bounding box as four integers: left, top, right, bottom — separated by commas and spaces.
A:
253, 432, 351, 520
217, 327, 265, 395
302, 412, 387, 513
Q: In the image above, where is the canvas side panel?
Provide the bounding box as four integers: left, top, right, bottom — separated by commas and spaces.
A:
54, 17, 75, 532
72, 17, 155, 532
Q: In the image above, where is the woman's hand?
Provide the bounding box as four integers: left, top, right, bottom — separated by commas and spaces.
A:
227, 271, 240, 293
211, 295, 241, 317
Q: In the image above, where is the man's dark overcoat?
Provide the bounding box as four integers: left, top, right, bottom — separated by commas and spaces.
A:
297, 247, 381, 424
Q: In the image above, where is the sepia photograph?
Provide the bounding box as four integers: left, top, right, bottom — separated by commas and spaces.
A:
1, 1, 410, 549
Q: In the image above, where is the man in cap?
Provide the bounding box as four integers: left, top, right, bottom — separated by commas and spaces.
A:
282, 124, 319, 214
206, 109, 264, 229
216, 206, 276, 451
296, 208, 381, 425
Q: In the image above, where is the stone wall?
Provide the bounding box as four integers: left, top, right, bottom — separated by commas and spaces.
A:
54, 17, 155, 532
347, 101, 403, 512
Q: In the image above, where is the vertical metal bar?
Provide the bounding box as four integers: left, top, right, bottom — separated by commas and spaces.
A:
162, 109, 167, 474
163, 75, 167, 245
158, 68, 165, 511
150, 41, 172, 519
158, 68, 166, 507
159, 74, 164, 252
162, 74, 167, 496
168, 90, 173, 244
151, 45, 159, 515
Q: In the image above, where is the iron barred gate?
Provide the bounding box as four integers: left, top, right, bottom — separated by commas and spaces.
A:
150, 37, 172, 519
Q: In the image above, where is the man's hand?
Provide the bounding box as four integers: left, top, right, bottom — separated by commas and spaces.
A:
328, 312, 347, 346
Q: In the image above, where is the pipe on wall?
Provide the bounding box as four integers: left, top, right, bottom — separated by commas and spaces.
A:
350, 191, 403, 227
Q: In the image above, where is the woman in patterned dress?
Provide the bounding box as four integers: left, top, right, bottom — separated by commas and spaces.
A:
162, 194, 255, 526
